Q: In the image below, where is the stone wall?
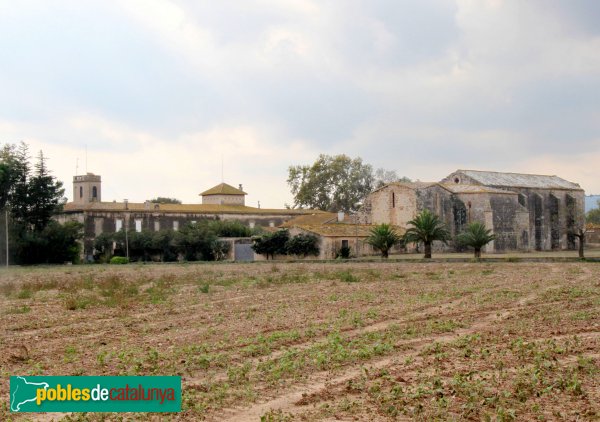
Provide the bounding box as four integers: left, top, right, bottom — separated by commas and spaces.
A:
60, 210, 309, 259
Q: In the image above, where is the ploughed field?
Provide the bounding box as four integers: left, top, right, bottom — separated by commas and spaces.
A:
0, 261, 599, 421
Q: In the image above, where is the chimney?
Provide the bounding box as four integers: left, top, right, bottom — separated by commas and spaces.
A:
124, 199, 128, 210
239, 184, 243, 191
337, 211, 345, 222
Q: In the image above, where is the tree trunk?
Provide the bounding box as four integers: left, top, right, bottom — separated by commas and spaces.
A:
382, 249, 388, 259
578, 234, 585, 259
424, 242, 432, 259
474, 248, 481, 259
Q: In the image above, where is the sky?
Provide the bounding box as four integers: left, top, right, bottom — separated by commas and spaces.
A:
1, 0, 599, 208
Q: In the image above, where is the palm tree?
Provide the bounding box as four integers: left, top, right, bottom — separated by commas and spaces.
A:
456, 222, 496, 258
404, 209, 451, 259
366, 223, 401, 258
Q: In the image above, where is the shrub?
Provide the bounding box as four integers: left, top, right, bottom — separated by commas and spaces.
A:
366, 223, 401, 258
252, 229, 289, 260
337, 246, 351, 259
109, 256, 129, 265
285, 233, 320, 257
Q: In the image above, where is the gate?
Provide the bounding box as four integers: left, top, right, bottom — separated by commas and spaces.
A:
234, 243, 254, 262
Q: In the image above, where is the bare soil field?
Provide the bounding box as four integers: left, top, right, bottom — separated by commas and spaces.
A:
1, 261, 599, 421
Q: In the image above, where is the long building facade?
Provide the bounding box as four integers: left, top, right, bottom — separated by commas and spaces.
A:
59, 173, 322, 260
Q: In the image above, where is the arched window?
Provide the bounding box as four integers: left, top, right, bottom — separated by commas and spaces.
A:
79, 186, 83, 198
92, 186, 97, 198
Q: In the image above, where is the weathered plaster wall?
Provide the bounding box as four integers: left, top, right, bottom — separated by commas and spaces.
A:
368, 185, 419, 227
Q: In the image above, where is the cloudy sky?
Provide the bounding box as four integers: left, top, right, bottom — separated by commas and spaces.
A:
1, 0, 599, 207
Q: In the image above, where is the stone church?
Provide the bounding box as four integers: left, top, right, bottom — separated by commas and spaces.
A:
360, 170, 585, 252
60, 173, 323, 259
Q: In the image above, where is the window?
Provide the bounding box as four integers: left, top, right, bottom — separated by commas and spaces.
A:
191, 221, 197, 225
454, 177, 460, 184
518, 194, 527, 207
269, 221, 275, 227
342, 239, 349, 249
79, 186, 83, 198
173, 221, 179, 231
116, 219, 123, 232
392, 192, 395, 208
92, 186, 97, 198
135, 219, 142, 233
249, 221, 255, 229
154, 221, 160, 232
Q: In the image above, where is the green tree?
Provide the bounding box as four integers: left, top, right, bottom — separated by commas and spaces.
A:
209, 220, 252, 237
366, 223, 401, 258
252, 229, 289, 260
287, 154, 374, 212
285, 233, 320, 257
27, 151, 65, 231
404, 209, 451, 259
149, 197, 182, 204
1, 143, 70, 264
151, 230, 178, 262
175, 222, 218, 261
13, 221, 83, 264
586, 200, 600, 224
94, 232, 114, 262
455, 222, 496, 259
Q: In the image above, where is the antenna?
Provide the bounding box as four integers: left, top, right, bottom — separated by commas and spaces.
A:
221, 154, 224, 183
85, 145, 88, 173
75, 157, 79, 176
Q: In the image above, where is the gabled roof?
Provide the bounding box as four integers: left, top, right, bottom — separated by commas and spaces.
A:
280, 212, 338, 228
438, 183, 517, 195
454, 170, 582, 190
291, 223, 379, 238
282, 213, 404, 237
200, 183, 247, 196
63, 201, 322, 216
371, 181, 437, 194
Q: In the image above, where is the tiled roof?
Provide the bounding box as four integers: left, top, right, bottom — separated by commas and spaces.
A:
280, 212, 338, 227
63, 202, 322, 216
200, 183, 247, 196
455, 170, 582, 190
439, 183, 517, 195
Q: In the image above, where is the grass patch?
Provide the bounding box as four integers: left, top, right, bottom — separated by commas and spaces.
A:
338, 270, 359, 283
16, 289, 33, 299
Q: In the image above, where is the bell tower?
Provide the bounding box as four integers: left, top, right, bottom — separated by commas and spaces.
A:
73, 173, 101, 205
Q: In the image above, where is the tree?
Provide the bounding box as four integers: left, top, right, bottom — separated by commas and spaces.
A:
285, 233, 320, 257
404, 209, 451, 259
586, 200, 600, 224
366, 223, 401, 258
287, 154, 374, 212
26, 151, 65, 231
149, 197, 182, 204
209, 220, 253, 237
94, 232, 114, 263
252, 229, 289, 260
0, 142, 71, 264
373, 168, 411, 189
455, 222, 496, 259
13, 221, 83, 264
571, 227, 587, 259
175, 222, 218, 261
